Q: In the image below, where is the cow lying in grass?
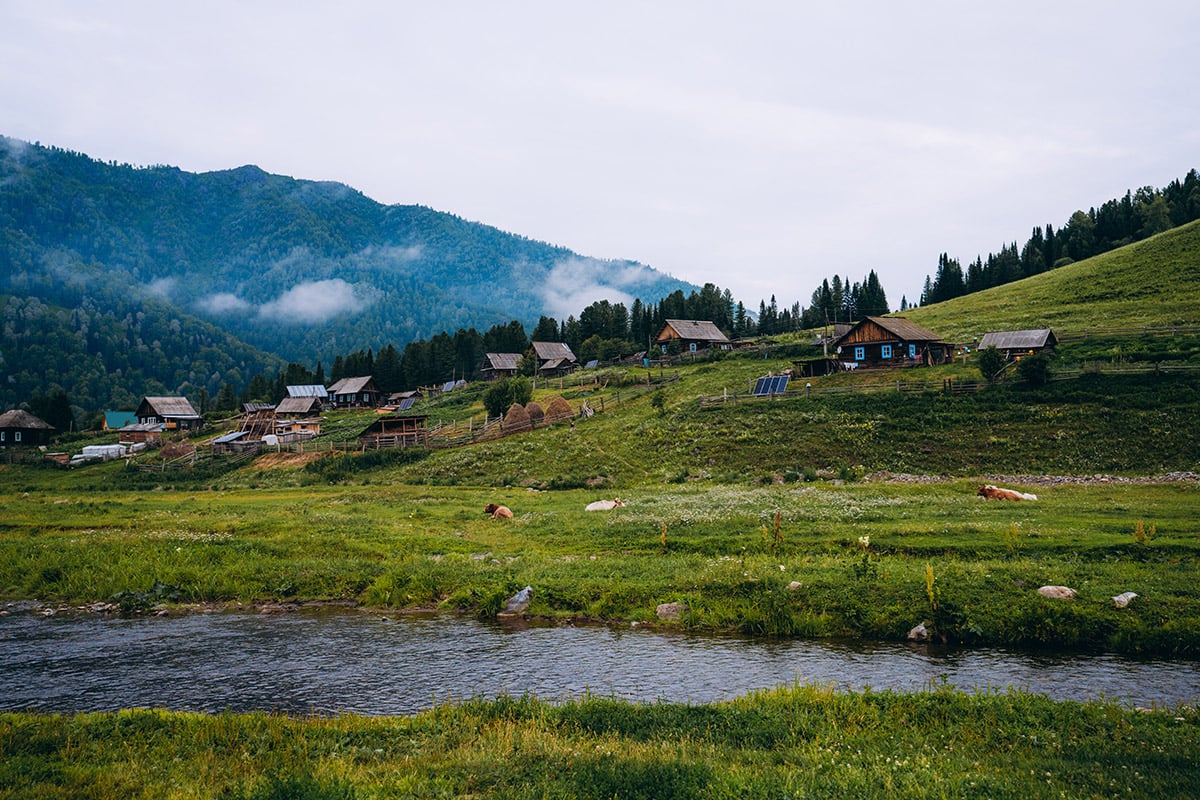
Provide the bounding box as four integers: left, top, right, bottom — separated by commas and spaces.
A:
585, 498, 625, 511
483, 503, 514, 519
977, 484, 1038, 501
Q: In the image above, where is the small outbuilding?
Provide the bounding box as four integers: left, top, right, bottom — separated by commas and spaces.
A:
978, 329, 1058, 359
103, 411, 138, 431
654, 319, 732, 354
135, 396, 202, 431
0, 409, 55, 448
833, 316, 954, 368
481, 352, 523, 381
118, 422, 164, 446
359, 414, 428, 448
275, 396, 323, 417
530, 342, 579, 376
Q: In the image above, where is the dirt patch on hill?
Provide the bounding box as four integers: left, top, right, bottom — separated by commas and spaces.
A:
248, 451, 328, 469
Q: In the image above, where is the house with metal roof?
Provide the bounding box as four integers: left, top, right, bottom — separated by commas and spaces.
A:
327, 376, 382, 408
530, 342, 578, 376
978, 329, 1058, 359
833, 316, 954, 368
654, 319, 732, 354
287, 384, 329, 400
135, 396, 202, 431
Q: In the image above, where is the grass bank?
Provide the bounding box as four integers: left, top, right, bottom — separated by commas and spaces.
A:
2, 687, 1197, 799
3, 478, 1197, 655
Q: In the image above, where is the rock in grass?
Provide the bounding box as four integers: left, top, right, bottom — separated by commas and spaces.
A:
656, 602, 688, 622
1112, 591, 1138, 608
500, 586, 533, 615
1037, 585, 1077, 600
907, 622, 929, 641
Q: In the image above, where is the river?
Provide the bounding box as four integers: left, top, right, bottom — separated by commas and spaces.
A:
1, 607, 1197, 715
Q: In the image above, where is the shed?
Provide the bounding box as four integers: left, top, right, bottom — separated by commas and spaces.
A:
327, 376, 382, 408
360, 415, 428, 448
833, 317, 953, 368
978, 329, 1058, 359
135, 397, 202, 431
481, 352, 523, 381
211, 431, 261, 455
275, 396, 323, 417
0, 409, 54, 448
118, 422, 164, 446
654, 320, 732, 354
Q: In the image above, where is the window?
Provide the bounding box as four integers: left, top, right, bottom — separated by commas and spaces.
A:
881, 345, 893, 359
909, 344, 917, 358
853, 346, 865, 361
0, 431, 5, 442
14, 432, 21, 442
689, 342, 697, 353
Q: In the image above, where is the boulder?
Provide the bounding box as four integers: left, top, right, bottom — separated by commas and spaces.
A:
1037, 585, 1077, 600
1112, 591, 1139, 608
656, 602, 688, 622
907, 622, 929, 642
500, 586, 533, 615
786, 581, 802, 591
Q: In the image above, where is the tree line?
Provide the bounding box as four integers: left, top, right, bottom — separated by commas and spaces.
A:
920, 170, 1200, 305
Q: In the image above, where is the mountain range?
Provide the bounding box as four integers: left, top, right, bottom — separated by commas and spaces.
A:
0, 135, 696, 413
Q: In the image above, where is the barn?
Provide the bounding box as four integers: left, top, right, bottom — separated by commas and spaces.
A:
327, 376, 382, 408
833, 317, 954, 368
530, 342, 578, 376
654, 319, 732, 354
978, 329, 1058, 359
481, 352, 523, 381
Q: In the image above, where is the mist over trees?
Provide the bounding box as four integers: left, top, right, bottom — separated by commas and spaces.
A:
920, 171, 1200, 305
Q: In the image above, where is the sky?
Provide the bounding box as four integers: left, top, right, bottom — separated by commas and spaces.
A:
2, 1, 1198, 312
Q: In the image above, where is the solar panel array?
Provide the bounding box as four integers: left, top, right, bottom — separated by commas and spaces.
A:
751, 375, 790, 396
398, 397, 416, 411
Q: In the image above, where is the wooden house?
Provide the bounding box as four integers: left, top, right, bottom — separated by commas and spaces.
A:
136, 396, 202, 431
275, 417, 321, 442
0, 409, 54, 448
327, 376, 382, 408
654, 319, 732, 354
117, 422, 164, 446
530, 342, 578, 376
359, 415, 428, 449
481, 352, 523, 381
833, 317, 953, 368
978, 329, 1058, 359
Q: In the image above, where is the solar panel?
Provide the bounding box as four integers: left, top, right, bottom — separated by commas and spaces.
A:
398, 397, 416, 411
442, 381, 456, 393
752, 375, 790, 396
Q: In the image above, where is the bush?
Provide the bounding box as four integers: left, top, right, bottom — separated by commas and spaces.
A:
1016, 352, 1052, 386
483, 377, 533, 418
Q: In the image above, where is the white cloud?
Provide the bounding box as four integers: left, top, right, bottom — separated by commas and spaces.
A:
146, 277, 176, 299
537, 258, 637, 320
195, 292, 250, 314
257, 279, 370, 324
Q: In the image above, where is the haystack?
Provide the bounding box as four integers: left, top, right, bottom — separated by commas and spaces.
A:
503, 403, 532, 432
544, 395, 573, 423
525, 401, 545, 424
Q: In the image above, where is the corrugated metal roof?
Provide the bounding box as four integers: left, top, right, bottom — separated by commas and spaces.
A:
287, 384, 329, 398
275, 396, 320, 415
213, 431, 250, 444
141, 396, 200, 418
531, 341, 577, 362
485, 353, 522, 371
979, 329, 1056, 350
661, 319, 731, 343
104, 411, 139, 429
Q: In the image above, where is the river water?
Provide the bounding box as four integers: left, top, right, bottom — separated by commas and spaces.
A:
2, 607, 1197, 715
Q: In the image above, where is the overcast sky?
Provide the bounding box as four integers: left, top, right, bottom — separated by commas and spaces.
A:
2, 1, 1197, 311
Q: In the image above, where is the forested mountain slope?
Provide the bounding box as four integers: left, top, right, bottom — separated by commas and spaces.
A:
0, 136, 695, 366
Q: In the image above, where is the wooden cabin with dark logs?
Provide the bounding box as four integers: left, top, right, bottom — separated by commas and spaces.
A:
833, 317, 954, 369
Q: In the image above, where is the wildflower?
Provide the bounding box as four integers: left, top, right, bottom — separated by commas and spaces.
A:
857, 535, 870, 549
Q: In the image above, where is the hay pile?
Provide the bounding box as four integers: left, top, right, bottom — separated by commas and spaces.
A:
525, 401, 545, 424
503, 403, 532, 432
544, 395, 574, 423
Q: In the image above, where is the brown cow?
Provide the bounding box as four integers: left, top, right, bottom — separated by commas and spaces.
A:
484, 503, 514, 519
977, 484, 1037, 501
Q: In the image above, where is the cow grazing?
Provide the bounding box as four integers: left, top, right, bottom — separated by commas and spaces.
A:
977, 484, 1037, 501
484, 503, 514, 519
585, 498, 625, 511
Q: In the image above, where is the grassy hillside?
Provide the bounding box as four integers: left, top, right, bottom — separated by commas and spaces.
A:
902, 219, 1200, 342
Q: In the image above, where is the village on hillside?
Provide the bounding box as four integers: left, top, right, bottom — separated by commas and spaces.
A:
2, 317, 1065, 468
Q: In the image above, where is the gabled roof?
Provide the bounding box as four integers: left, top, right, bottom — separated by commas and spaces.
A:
531, 341, 577, 363
835, 316, 947, 344
140, 396, 200, 419
659, 319, 731, 343
104, 411, 139, 429
484, 352, 523, 371
275, 396, 321, 415
0, 409, 54, 430
328, 376, 378, 395
539, 357, 572, 372
979, 329, 1057, 350
287, 384, 329, 398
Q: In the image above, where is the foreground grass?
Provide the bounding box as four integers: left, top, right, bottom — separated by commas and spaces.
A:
2, 687, 1197, 799
3, 476, 1197, 654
